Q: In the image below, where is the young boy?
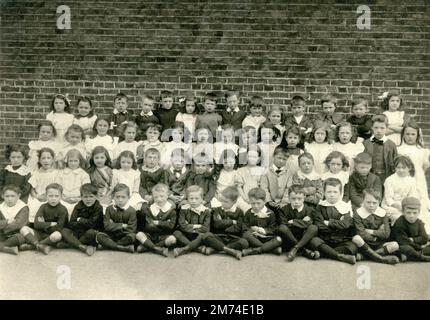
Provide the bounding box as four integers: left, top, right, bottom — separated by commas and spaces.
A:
139, 148, 167, 203
241, 187, 283, 256
284, 95, 313, 137
136, 184, 176, 257
347, 97, 373, 141
60, 184, 104, 256
221, 91, 247, 131
154, 90, 178, 135
313, 94, 345, 142
0, 185, 29, 255
135, 94, 160, 138
185, 154, 216, 205
20, 183, 68, 254
260, 146, 293, 212
241, 96, 267, 130
391, 197, 430, 262
96, 184, 137, 253
195, 92, 222, 139
278, 185, 319, 261
362, 114, 397, 184
309, 178, 357, 264
343, 152, 382, 208
109, 92, 135, 137
165, 148, 190, 206
352, 188, 400, 264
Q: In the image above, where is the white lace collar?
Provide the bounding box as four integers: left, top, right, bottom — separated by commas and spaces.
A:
0, 200, 27, 220
297, 170, 320, 181
356, 206, 386, 219
5, 165, 31, 176
150, 202, 173, 216
141, 165, 161, 173
140, 110, 154, 117
319, 200, 352, 216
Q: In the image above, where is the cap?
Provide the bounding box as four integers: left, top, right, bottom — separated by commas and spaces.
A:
402, 197, 421, 210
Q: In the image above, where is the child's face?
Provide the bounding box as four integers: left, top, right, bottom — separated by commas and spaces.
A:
171, 155, 185, 170
273, 152, 288, 168
362, 193, 379, 213
268, 111, 282, 125
39, 125, 54, 141
82, 192, 97, 207
226, 95, 239, 110
223, 156, 236, 171
403, 127, 418, 145
54, 98, 66, 113
372, 122, 387, 139
188, 191, 203, 208
299, 157, 313, 174
145, 152, 160, 168
114, 189, 130, 208
286, 132, 299, 147
352, 103, 367, 118
404, 207, 420, 224
93, 152, 107, 168
185, 100, 196, 114
124, 127, 137, 142
204, 99, 217, 113
152, 191, 169, 206
114, 97, 128, 113
289, 192, 305, 209
250, 106, 263, 117
77, 101, 91, 117
67, 156, 80, 170
222, 129, 234, 143
314, 128, 327, 143
291, 102, 305, 116
196, 129, 209, 142
388, 96, 401, 111
146, 128, 160, 142
161, 97, 173, 110
324, 185, 342, 204
9, 151, 24, 167
355, 163, 371, 176
338, 126, 352, 144
40, 151, 54, 169
247, 151, 259, 166
261, 128, 274, 143
141, 98, 154, 113
120, 156, 133, 170
322, 102, 336, 115
220, 195, 236, 210
67, 130, 82, 145
249, 197, 265, 212
3, 190, 20, 207
328, 157, 343, 174
96, 120, 109, 136
395, 162, 410, 177
194, 163, 208, 174
46, 188, 62, 206
172, 128, 184, 142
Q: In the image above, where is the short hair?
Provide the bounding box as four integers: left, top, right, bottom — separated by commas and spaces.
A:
65, 124, 85, 140
113, 183, 130, 196
141, 94, 155, 103
145, 147, 160, 159
324, 151, 349, 170
116, 150, 137, 169
354, 152, 372, 165
5, 144, 29, 160
160, 90, 173, 100
225, 90, 240, 99
2, 184, 21, 195
372, 114, 388, 125
394, 155, 415, 177
248, 187, 266, 201
335, 121, 357, 143
352, 96, 368, 109
186, 185, 203, 198
291, 95, 306, 106
273, 146, 288, 157
76, 96, 93, 109
37, 120, 57, 137
145, 123, 162, 134
152, 183, 169, 194
321, 94, 337, 107
249, 96, 264, 108
80, 183, 98, 196
363, 188, 382, 202
323, 178, 342, 192
114, 92, 128, 102
298, 152, 314, 164
221, 186, 239, 202
289, 184, 306, 196
204, 92, 217, 103
46, 183, 63, 194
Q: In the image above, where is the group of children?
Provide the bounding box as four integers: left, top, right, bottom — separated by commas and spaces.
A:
0, 89, 429, 264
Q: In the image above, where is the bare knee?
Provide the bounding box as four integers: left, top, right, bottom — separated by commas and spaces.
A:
50, 231, 62, 243
165, 235, 176, 246
352, 235, 365, 247
20, 226, 33, 236
384, 241, 399, 253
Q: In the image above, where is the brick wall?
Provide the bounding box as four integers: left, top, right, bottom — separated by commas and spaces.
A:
0, 0, 429, 166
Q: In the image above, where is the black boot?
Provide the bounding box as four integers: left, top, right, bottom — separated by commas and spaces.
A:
242, 247, 262, 257
362, 244, 399, 265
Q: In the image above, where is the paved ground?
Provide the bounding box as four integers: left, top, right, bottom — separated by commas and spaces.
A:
1, 249, 429, 300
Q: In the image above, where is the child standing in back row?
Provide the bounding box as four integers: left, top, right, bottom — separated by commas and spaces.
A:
109, 93, 135, 137
46, 94, 74, 143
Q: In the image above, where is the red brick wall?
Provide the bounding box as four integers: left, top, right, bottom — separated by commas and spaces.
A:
0, 0, 429, 165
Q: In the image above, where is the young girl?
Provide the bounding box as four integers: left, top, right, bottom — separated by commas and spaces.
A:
237, 126, 258, 166
56, 124, 88, 168
55, 149, 91, 215
27, 120, 60, 171
192, 125, 214, 164
136, 123, 165, 164
332, 122, 365, 173
242, 96, 267, 130
88, 146, 113, 207
73, 96, 97, 136
113, 121, 142, 163
321, 151, 350, 193
257, 122, 280, 169
398, 122, 430, 232
304, 123, 333, 175
0, 145, 31, 203
46, 94, 74, 143
380, 90, 410, 146
265, 105, 285, 144
28, 148, 59, 222
85, 117, 118, 161
279, 126, 304, 175
112, 151, 146, 211
382, 155, 419, 226
213, 124, 239, 165
211, 149, 238, 208
161, 122, 191, 169
176, 95, 198, 142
